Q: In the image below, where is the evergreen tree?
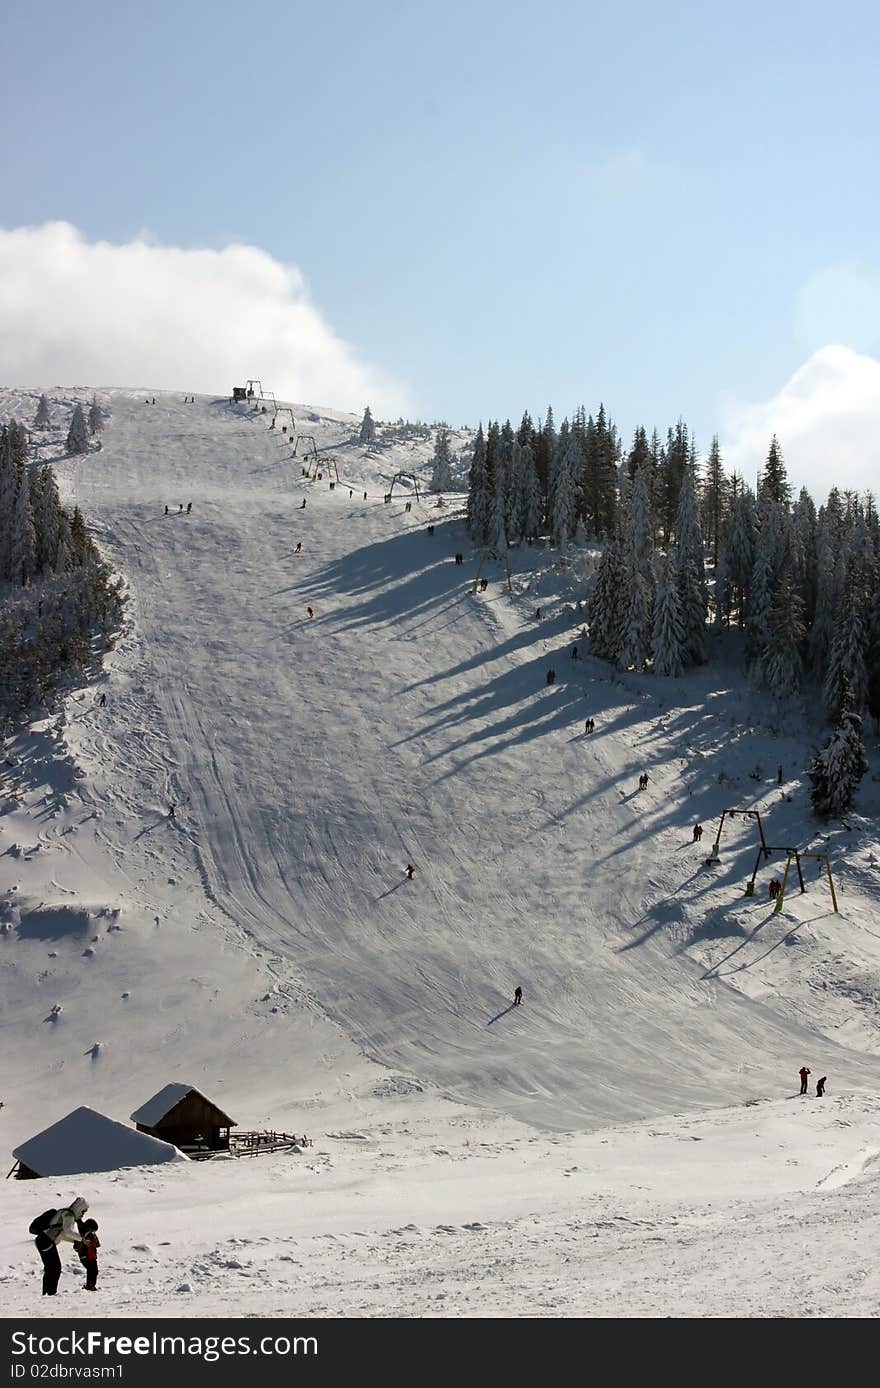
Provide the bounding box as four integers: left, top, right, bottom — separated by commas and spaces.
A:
759, 434, 791, 505
701, 435, 729, 568
652, 553, 685, 676
488, 474, 507, 553
674, 466, 707, 664
34, 394, 52, 429
88, 397, 104, 434
823, 565, 869, 719
588, 535, 626, 662
661, 419, 690, 546
358, 406, 376, 444
9, 472, 37, 587
520, 443, 541, 541
466, 425, 490, 545
617, 465, 655, 671
430, 426, 454, 491
747, 499, 786, 659
760, 566, 806, 697
550, 428, 580, 548
809, 695, 868, 817
66, 404, 89, 456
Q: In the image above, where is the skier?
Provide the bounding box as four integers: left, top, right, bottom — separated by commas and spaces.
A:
168, 803, 176, 820
799, 1066, 811, 1095
301, 499, 307, 509
693, 823, 703, 842
546, 669, 556, 686
31, 1198, 89, 1296
164, 505, 169, 515
350, 490, 354, 498
405, 863, 415, 880
638, 772, 649, 791
178, 503, 183, 513
307, 606, 314, 619
535, 608, 541, 620
777, 764, 783, 785
363, 492, 367, 500
571, 645, 578, 659
816, 1076, 827, 1097
513, 986, 523, 1006
295, 542, 302, 554
186, 502, 192, 514
73, 1218, 100, 1291
99, 693, 107, 708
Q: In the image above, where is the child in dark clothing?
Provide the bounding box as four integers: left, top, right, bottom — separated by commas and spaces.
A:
74, 1218, 100, 1290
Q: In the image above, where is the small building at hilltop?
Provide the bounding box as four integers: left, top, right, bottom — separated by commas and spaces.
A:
131, 1084, 235, 1154
11, 1106, 188, 1179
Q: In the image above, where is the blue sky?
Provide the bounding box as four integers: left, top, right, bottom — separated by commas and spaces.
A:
2, 0, 879, 478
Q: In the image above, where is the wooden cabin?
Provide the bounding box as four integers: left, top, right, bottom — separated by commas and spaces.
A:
130, 1084, 235, 1153
11, 1106, 187, 1179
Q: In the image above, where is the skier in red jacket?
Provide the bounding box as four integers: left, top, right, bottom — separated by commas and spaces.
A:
799, 1066, 811, 1095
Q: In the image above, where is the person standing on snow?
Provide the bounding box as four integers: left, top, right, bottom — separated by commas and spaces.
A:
799, 1066, 811, 1095
31, 1197, 90, 1296
405, 863, 416, 880
693, 824, 703, 842
73, 1218, 100, 1291
514, 986, 523, 1006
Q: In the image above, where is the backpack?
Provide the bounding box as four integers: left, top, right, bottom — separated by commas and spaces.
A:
29, 1208, 58, 1237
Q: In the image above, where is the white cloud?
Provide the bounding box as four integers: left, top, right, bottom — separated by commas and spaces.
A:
721, 345, 880, 498
0, 221, 409, 416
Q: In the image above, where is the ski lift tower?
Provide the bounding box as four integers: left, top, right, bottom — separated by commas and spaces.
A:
384, 471, 422, 503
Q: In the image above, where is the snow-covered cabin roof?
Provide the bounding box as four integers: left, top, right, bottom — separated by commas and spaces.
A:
130, 1083, 233, 1127
12, 1106, 188, 1177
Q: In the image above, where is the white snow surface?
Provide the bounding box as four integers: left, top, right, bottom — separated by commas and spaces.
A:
1, 386, 879, 1317
13, 1106, 186, 1177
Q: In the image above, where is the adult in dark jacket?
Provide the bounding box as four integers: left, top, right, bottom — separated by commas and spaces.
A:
33, 1197, 88, 1296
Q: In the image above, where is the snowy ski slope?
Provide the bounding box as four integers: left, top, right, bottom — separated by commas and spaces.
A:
2, 387, 880, 1317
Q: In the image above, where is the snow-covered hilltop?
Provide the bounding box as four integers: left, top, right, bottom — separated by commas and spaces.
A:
1, 387, 879, 1317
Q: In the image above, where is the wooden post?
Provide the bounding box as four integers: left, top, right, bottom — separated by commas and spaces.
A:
825, 856, 839, 913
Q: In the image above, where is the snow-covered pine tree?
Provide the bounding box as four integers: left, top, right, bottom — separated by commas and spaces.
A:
0, 433, 18, 582
34, 394, 52, 429
759, 434, 791, 505
520, 443, 541, 541
823, 564, 869, 720
808, 520, 841, 675
760, 566, 806, 697
506, 441, 525, 543
9, 471, 37, 586
358, 406, 376, 445
466, 425, 490, 545
66, 404, 89, 456
746, 498, 787, 660
674, 465, 708, 665
588, 535, 625, 662
617, 465, 654, 671
488, 473, 507, 553
809, 693, 868, 817
37, 467, 64, 575
701, 434, 728, 568
88, 397, 104, 434
430, 425, 453, 491
652, 552, 685, 676
791, 488, 818, 626
551, 429, 580, 549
